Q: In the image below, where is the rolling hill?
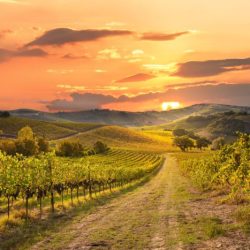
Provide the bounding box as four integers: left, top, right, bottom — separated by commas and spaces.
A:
0, 117, 104, 140
53, 125, 175, 152
149, 111, 250, 141
8, 104, 250, 126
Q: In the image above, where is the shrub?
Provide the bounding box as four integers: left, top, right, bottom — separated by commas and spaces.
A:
37, 137, 50, 153
93, 141, 109, 154
178, 133, 250, 201
211, 137, 225, 150
15, 139, 38, 156
56, 141, 84, 157
0, 140, 17, 155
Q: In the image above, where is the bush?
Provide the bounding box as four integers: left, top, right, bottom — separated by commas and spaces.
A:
173, 136, 194, 152
37, 137, 50, 153
93, 141, 109, 154
0, 126, 50, 156
179, 133, 250, 201
0, 111, 10, 118
56, 141, 84, 157
15, 139, 38, 156
0, 140, 17, 155
211, 137, 225, 150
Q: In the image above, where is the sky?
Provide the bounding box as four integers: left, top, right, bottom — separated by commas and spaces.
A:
1, 0, 250, 112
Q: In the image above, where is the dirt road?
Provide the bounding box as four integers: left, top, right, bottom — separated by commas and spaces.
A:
29, 156, 250, 250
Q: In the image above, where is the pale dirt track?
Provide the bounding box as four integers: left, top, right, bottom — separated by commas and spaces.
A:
29, 156, 250, 250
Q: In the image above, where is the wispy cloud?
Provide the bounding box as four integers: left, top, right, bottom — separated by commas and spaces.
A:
116, 73, 155, 83
174, 58, 250, 77
140, 31, 189, 41
25, 28, 134, 47
97, 48, 121, 59
0, 48, 48, 63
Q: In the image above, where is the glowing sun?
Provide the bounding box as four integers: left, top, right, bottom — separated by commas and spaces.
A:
161, 102, 180, 111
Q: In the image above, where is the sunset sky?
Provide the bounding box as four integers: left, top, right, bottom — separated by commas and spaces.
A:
1, 0, 250, 112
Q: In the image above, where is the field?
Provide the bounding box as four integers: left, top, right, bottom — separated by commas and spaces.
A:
60, 125, 176, 152
0, 149, 163, 249
0, 115, 249, 249
0, 117, 104, 140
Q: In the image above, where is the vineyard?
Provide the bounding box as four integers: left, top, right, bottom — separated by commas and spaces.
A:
0, 149, 163, 223
176, 134, 250, 202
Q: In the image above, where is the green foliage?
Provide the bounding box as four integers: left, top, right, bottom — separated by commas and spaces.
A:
178, 133, 250, 202
56, 141, 84, 157
37, 137, 50, 153
93, 141, 109, 154
234, 206, 250, 233
173, 128, 188, 137
17, 126, 35, 141
196, 137, 211, 150
0, 140, 17, 155
0, 127, 50, 156
0, 117, 84, 140
15, 139, 38, 157
211, 137, 225, 150
173, 136, 194, 151
0, 149, 163, 220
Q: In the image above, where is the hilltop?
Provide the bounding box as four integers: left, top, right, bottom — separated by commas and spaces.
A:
7, 104, 250, 126
148, 111, 250, 141
0, 116, 104, 140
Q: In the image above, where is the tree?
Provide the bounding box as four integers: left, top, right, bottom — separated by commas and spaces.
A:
173, 128, 188, 137
173, 136, 194, 151
211, 137, 225, 150
196, 137, 211, 150
93, 141, 109, 154
56, 141, 84, 157
37, 137, 50, 153
16, 126, 38, 156
0, 111, 10, 118
0, 140, 17, 155
15, 139, 38, 156
18, 126, 34, 141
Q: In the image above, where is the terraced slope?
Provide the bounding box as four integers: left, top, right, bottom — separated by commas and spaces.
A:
0, 117, 103, 140
65, 125, 176, 152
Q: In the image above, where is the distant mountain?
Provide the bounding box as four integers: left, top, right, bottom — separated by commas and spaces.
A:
7, 103, 250, 127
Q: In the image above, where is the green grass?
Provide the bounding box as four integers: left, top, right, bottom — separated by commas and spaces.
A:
234, 206, 250, 234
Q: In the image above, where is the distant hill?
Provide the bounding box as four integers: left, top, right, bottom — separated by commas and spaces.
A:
8, 104, 250, 127
151, 111, 250, 141
0, 117, 104, 140
0, 117, 174, 152
54, 125, 175, 152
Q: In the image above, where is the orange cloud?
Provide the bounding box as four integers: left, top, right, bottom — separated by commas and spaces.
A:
174, 58, 250, 77
116, 73, 155, 83
140, 31, 189, 41
25, 28, 134, 47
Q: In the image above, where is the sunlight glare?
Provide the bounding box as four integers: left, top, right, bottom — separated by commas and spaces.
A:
161, 102, 180, 111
